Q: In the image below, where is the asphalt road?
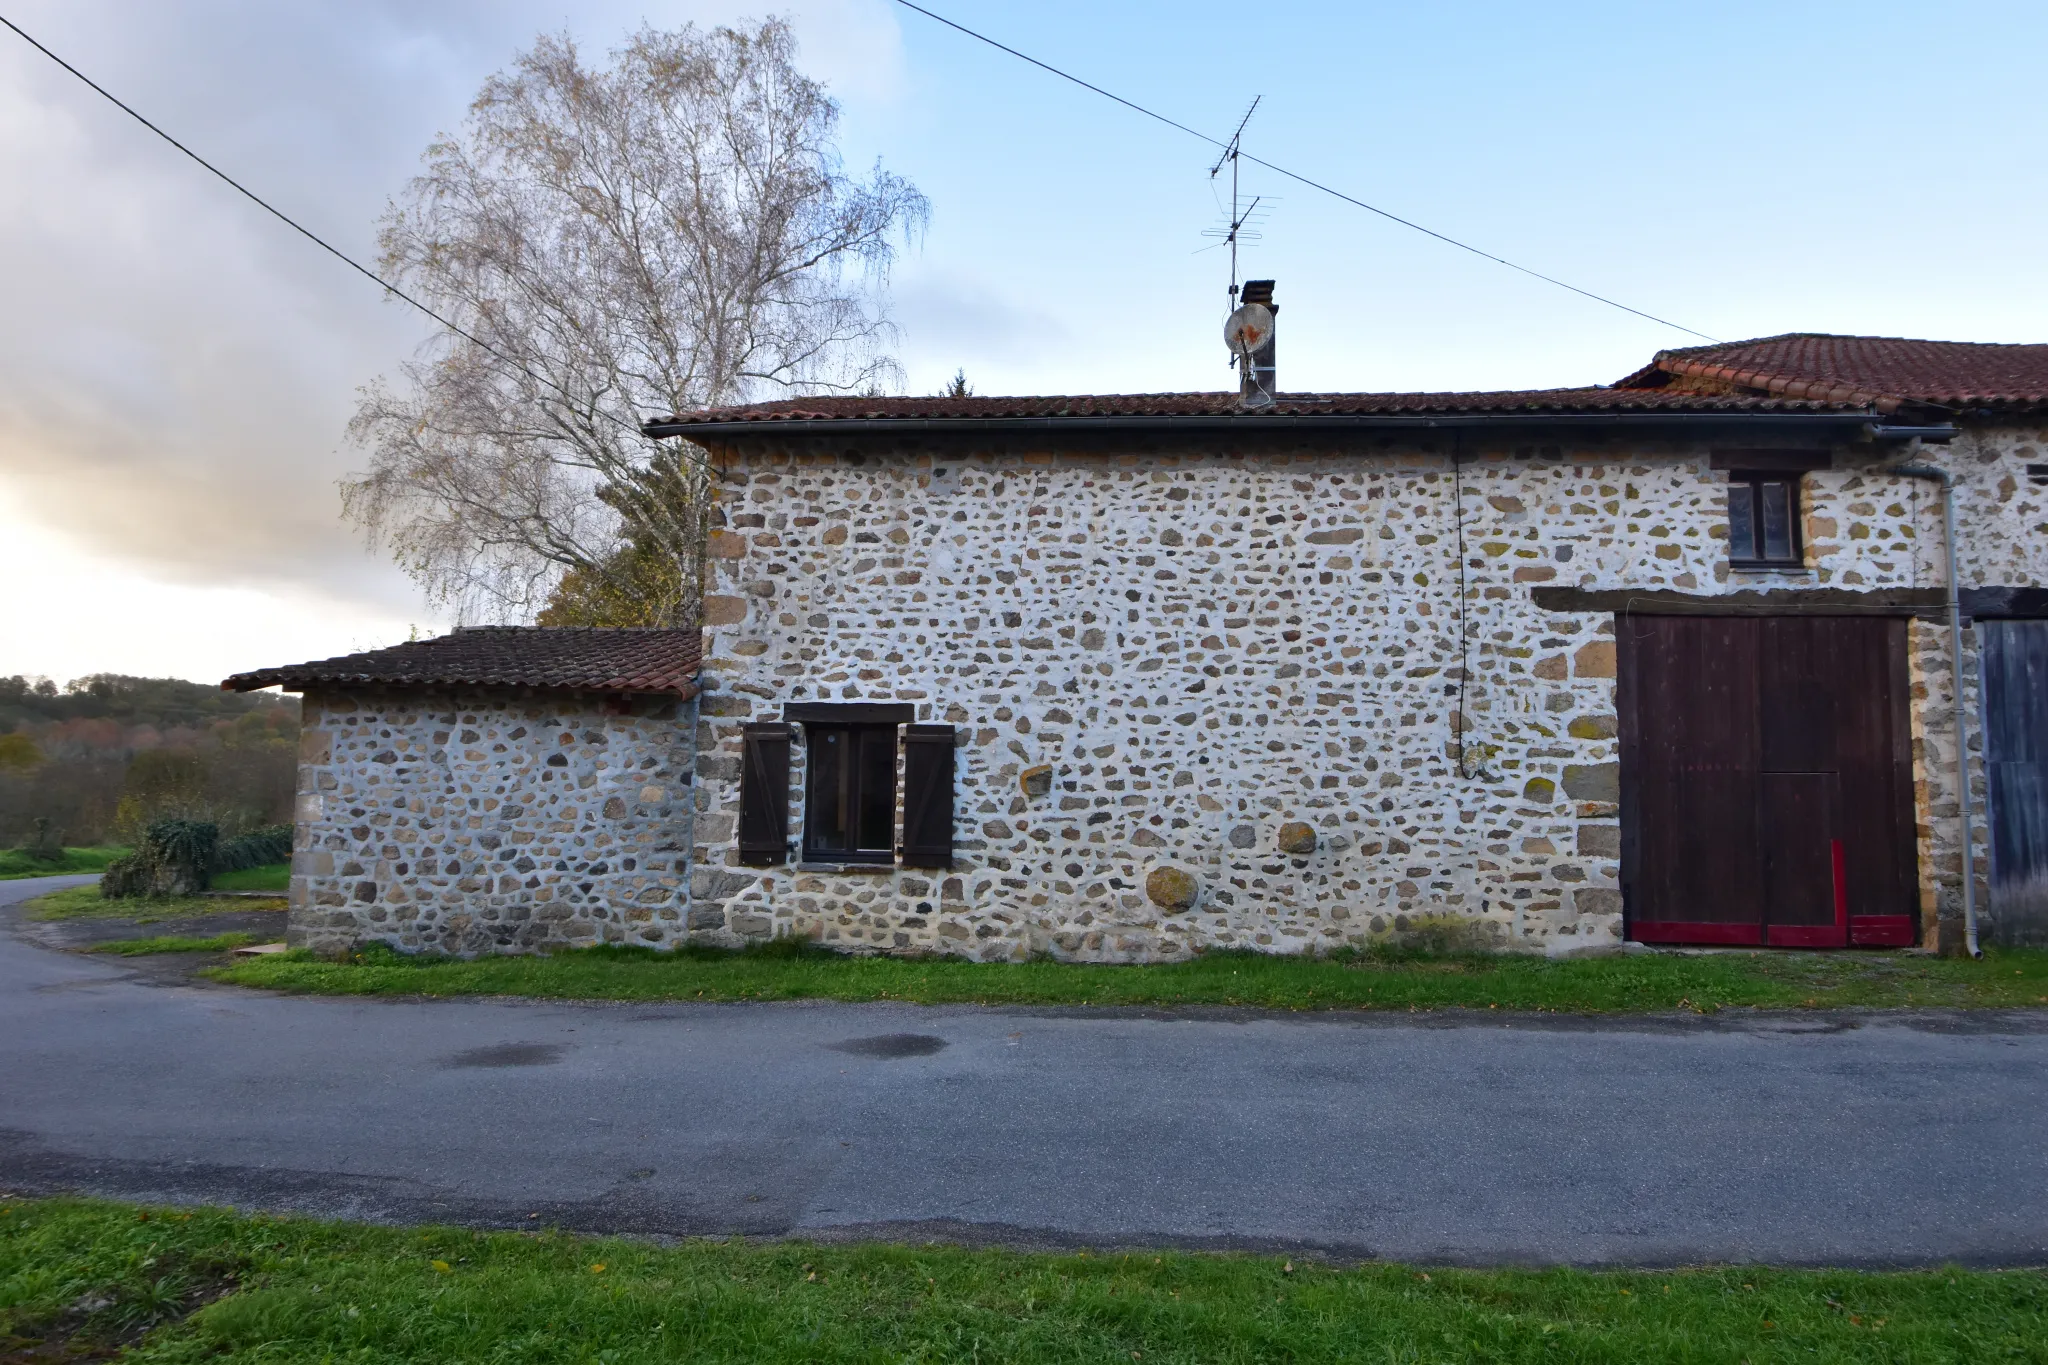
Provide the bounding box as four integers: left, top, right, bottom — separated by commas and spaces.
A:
4, 874, 2045, 1266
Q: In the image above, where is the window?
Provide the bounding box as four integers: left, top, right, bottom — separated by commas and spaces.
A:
803, 723, 899, 863
1727, 472, 1803, 568
735, 704, 955, 869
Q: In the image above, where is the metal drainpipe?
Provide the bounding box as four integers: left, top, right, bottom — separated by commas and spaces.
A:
1889, 449, 1980, 958
682, 687, 702, 920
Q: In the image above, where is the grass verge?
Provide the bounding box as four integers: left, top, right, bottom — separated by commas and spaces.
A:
207, 939, 2048, 1013
24, 886, 286, 924
0, 845, 128, 880
210, 862, 289, 892
2, 1197, 2043, 1364
90, 932, 259, 956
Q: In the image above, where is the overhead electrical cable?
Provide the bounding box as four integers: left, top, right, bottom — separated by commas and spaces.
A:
890, 0, 1719, 343
0, 10, 715, 467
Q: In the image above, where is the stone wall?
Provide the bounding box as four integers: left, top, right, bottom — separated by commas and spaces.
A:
289, 687, 696, 955
683, 423, 2045, 960
1926, 422, 2048, 945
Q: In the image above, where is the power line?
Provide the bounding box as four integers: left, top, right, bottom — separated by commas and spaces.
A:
0, 10, 706, 465
890, 0, 1719, 343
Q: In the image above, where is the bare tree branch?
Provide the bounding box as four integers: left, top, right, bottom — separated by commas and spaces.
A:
342, 19, 927, 625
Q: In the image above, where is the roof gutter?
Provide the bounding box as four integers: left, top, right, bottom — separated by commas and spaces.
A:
644, 410, 1881, 441
1864, 422, 1959, 443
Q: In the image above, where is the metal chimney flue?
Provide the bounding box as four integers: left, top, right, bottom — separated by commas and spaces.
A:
1238, 279, 1276, 407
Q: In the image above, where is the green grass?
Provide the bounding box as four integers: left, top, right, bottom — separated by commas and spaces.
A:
209, 862, 289, 892
23, 885, 285, 924
89, 932, 259, 956
0, 1198, 2041, 1363
206, 938, 2048, 1013
0, 844, 128, 879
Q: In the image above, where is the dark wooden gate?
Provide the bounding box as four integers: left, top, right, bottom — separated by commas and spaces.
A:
1981, 620, 2048, 946
1618, 615, 1918, 947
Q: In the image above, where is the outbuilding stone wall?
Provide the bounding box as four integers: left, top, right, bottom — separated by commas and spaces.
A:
684, 424, 2047, 961
288, 687, 695, 955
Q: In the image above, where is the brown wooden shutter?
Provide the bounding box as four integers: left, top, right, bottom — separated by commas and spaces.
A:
737, 723, 790, 866
899, 724, 956, 868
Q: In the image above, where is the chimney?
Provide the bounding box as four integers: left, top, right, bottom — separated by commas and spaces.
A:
1238, 279, 1276, 407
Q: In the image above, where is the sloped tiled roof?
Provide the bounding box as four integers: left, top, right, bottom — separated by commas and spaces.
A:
1618, 333, 2048, 411
223, 627, 702, 697
645, 386, 1871, 432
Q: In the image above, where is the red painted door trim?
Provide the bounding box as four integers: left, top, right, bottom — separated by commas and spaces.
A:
1765, 838, 1850, 948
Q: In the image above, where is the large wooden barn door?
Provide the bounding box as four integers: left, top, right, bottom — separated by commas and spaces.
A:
1981, 620, 2048, 946
1618, 616, 1917, 947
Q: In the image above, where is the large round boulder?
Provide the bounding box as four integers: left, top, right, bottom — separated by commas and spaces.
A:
1144, 865, 1200, 914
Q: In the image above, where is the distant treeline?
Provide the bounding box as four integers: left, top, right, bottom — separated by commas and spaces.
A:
0, 674, 299, 850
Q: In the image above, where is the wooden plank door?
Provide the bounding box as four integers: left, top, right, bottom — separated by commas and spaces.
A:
1981, 620, 2048, 946
1618, 616, 1766, 944
1620, 615, 1916, 948
1827, 618, 1920, 947
1757, 619, 1845, 946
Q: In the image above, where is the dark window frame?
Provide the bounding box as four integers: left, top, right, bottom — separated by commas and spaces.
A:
1727, 471, 1805, 570
799, 720, 899, 865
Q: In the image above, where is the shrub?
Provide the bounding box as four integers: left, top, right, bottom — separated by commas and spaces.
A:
101, 819, 218, 898
213, 824, 292, 872
15, 816, 64, 864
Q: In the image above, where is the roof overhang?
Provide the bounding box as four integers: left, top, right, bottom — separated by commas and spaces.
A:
647, 409, 1891, 442
223, 674, 700, 701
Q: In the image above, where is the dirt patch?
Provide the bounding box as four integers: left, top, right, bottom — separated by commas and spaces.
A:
0, 889, 285, 989
17, 909, 285, 955
0, 1264, 241, 1363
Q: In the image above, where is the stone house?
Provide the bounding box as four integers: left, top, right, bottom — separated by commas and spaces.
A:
226, 628, 702, 954
232, 326, 2048, 959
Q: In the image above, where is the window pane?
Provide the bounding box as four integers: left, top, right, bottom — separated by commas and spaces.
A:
1728, 481, 1757, 560
807, 728, 848, 852
856, 728, 897, 851
1760, 481, 1794, 562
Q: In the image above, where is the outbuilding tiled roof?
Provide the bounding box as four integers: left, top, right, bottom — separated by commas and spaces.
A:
646, 387, 1869, 431
223, 627, 702, 698
1618, 333, 2048, 411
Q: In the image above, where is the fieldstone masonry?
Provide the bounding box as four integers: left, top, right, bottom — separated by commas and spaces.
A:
684, 424, 2048, 961
272, 420, 2046, 960
288, 688, 695, 954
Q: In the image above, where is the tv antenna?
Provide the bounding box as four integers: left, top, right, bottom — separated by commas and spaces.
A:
1201, 97, 1263, 307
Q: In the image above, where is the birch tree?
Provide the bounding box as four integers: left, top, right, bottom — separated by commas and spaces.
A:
344, 20, 926, 625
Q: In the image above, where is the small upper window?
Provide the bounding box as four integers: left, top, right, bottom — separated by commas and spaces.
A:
1727, 473, 1803, 568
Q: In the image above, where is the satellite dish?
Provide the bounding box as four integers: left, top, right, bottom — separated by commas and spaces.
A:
1223, 302, 1273, 357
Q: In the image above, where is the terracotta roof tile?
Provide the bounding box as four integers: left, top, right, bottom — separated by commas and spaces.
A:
1621, 333, 2048, 411
223, 627, 702, 697
647, 386, 1867, 430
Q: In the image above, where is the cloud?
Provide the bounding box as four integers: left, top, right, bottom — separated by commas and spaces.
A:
889, 272, 1078, 393
0, 0, 907, 652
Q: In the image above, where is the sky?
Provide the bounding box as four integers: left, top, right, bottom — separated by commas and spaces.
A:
3, 0, 2045, 685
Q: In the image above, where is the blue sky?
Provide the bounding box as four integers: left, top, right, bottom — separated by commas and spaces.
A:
2, 0, 2043, 681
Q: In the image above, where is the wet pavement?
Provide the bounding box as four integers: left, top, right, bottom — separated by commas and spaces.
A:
3, 874, 2045, 1266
